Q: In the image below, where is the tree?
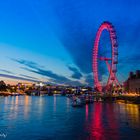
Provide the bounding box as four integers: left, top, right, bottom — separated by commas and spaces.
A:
0, 81, 7, 91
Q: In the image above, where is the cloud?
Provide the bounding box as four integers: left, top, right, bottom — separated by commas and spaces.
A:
51, 3, 96, 74
0, 74, 39, 83
118, 53, 140, 74
11, 58, 42, 69
60, 19, 140, 84
12, 59, 83, 86
59, 27, 94, 74
51, 1, 140, 85
0, 69, 14, 74
19, 74, 38, 80
25, 67, 83, 86
67, 66, 82, 79
85, 74, 93, 86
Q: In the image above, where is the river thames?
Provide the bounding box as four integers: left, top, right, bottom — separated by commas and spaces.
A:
0, 95, 140, 140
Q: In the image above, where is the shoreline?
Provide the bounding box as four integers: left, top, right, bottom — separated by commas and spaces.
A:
0, 93, 140, 105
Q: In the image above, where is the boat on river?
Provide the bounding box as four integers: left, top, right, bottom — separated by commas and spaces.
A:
72, 97, 83, 107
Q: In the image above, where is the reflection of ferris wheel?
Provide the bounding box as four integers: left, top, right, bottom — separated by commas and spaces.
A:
93, 21, 120, 92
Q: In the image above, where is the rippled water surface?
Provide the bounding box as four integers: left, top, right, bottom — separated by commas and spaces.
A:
0, 95, 140, 140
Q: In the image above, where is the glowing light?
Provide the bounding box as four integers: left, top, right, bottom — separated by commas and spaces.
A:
93, 21, 119, 92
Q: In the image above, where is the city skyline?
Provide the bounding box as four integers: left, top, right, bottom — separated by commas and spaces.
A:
0, 0, 140, 86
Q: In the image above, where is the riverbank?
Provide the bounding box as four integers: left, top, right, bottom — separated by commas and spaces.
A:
0, 92, 24, 96
100, 95, 140, 104
1, 91, 140, 105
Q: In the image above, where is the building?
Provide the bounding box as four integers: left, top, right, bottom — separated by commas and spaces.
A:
124, 70, 140, 94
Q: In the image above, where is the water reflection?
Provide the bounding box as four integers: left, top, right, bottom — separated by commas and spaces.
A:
85, 103, 119, 140
118, 103, 140, 129
0, 96, 139, 140
24, 96, 29, 119
85, 103, 140, 140
91, 103, 103, 140
85, 104, 88, 120
54, 95, 56, 112
24, 95, 29, 106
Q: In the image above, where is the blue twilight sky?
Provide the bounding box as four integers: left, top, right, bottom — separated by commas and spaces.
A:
0, 0, 140, 86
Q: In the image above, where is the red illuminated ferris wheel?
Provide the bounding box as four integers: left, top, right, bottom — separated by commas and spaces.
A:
93, 21, 120, 92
